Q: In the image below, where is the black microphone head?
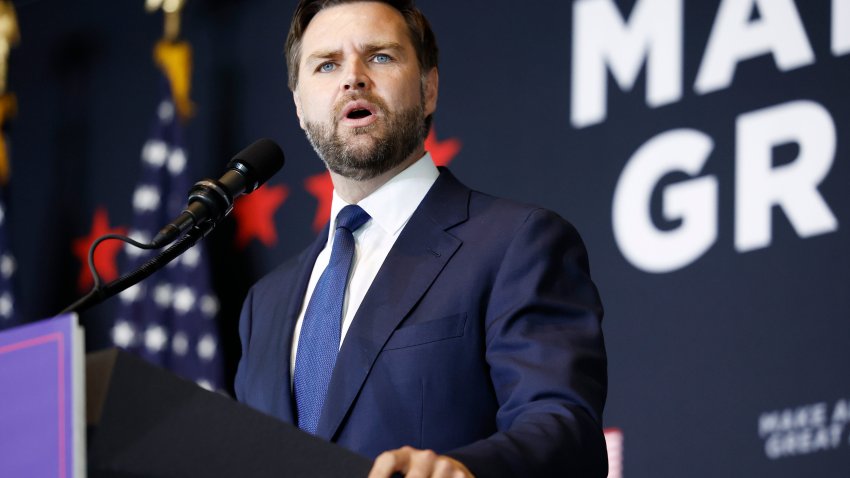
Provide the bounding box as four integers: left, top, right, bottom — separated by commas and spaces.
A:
227, 138, 285, 192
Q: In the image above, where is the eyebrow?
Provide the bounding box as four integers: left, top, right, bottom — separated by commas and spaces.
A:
304, 42, 406, 66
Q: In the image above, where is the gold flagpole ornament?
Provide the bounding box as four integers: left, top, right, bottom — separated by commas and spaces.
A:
0, 0, 19, 185
0, 0, 19, 96
146, 0, 194, 120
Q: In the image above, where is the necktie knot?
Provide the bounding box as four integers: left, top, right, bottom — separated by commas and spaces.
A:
335, 204, 371, 233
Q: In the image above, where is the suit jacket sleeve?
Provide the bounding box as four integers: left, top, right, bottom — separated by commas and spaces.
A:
445, 208, 608, 477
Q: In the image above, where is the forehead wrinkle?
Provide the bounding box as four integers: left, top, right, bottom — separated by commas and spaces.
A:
296, 3, 421, 84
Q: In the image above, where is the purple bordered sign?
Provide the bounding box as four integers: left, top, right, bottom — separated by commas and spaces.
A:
0, 314, 85, 478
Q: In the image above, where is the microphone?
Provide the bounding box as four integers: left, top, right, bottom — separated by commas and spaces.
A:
151, 138, 285, 247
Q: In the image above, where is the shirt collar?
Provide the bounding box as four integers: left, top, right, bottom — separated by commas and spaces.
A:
328, 152, 440, 238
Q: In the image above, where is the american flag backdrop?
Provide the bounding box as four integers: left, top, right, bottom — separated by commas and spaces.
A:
110, 72, 223, 391
0, 94, 17, 330
0, 188, 15, 329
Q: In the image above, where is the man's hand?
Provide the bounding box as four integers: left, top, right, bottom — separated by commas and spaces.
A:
368, 446, 474, 478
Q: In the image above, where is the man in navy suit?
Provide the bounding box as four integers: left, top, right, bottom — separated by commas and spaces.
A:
235, 1, 608, 476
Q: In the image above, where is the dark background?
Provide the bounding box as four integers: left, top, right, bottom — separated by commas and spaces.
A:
3, 1, 848, 476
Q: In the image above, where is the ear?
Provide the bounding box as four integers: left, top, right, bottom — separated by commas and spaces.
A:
293, 90, 306, 130
423, 67, 439, 117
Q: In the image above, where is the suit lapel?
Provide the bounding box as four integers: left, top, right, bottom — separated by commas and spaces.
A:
276, 224, 329, 424
315, 169, 470, 440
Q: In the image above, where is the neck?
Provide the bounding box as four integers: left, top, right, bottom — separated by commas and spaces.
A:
330, 145, 425, 204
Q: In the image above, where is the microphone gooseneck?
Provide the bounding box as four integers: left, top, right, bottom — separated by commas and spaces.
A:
58, 138, 285, 316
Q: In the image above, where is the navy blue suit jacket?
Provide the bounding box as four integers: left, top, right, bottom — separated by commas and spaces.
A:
235, 168, 608, 477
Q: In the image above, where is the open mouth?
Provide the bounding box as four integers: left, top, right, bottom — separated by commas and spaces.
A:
340, 101, 378, 123
347, 108, 373, 119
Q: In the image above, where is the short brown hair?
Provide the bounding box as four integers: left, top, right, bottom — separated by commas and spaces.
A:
285, 0, 439, 91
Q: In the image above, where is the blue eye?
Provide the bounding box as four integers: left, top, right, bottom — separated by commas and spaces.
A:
373, 54, 391, 64
319, 62, 336, 73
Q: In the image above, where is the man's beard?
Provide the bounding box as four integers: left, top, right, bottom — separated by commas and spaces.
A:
304, 94, 427, 181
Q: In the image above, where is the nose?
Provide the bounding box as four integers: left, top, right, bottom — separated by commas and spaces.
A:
341, 59, 369, 92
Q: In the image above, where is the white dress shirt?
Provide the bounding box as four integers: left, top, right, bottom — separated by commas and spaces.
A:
290, 153, 440, 377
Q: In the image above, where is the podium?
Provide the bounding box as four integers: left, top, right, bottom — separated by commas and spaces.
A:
1, 316, 373, 477
86, 348, 372, 477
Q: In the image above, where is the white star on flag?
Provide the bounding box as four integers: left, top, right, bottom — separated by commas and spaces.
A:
181, 247, 200, 268
0, 254, 15, 279
172, 331, 189, 356
173, 286, 196, 314
111, 320, 136, 348
167, 148, 187, 175
119, 283, 144, 304
158, 101, 175, 121
142, 140, 168, 167
145, 325, 169, 353
153, 283, 174, 308
197, 333, 217, 361
133, 185, 162, 212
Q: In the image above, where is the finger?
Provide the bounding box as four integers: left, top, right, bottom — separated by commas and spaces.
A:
405, 449, 438, 478
431, 457, 456, 478
368, 449, 406, 478
452, 469, 469, 478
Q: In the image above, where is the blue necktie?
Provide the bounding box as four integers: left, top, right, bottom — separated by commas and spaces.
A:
293, 204, 371, 434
